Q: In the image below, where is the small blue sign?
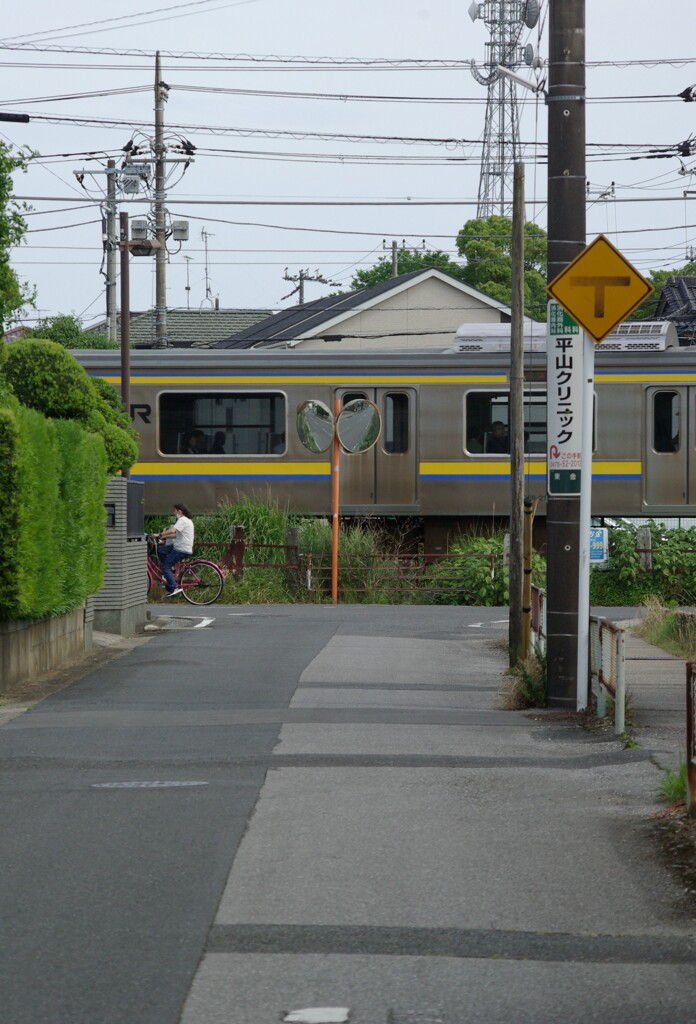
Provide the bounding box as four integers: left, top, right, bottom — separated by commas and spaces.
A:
590, 527, 609, 564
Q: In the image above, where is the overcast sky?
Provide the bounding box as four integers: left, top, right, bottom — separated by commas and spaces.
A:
2, 0, 696, 328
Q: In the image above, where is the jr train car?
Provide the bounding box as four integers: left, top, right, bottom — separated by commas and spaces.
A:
75, 320, 695, 541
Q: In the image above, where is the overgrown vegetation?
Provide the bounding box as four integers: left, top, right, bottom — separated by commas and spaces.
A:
659, 761, 688, 805
590, 521, 696, 607
634, 596, 696, 660
501, 645, 547, 709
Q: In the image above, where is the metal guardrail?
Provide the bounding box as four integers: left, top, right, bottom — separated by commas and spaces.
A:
589, 616, 626, 734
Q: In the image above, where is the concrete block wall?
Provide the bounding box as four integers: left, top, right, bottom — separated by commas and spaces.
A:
0, 608, 86, 695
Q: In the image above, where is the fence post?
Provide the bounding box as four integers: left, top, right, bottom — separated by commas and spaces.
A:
285, 527, 300, 591
228, 525, 245, 578
614, 629, 625, 735
687, 663, 696, 817
636, 525, 652, 571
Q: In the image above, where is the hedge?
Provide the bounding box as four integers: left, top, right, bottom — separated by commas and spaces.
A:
3, 339, 138, 475
0, 396, 108, 622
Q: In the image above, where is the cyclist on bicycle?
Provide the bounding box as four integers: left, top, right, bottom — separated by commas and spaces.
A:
152, 503, 195, 596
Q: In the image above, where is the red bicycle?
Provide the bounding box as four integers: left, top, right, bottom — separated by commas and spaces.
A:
146, 536, 225, 606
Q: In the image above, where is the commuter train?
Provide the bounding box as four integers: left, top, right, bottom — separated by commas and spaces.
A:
76, 320, 695, 545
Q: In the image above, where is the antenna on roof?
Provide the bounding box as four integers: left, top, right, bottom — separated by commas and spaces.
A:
200, 228, 216, 309
184, 255, 193, 310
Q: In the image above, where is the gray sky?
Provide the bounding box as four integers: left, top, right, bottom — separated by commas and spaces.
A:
2, 0, 696, 327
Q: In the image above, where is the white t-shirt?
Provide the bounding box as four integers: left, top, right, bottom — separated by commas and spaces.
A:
172, 515, 194, 554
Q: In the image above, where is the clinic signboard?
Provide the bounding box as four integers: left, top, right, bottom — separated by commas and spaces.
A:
546, 301, 583, 496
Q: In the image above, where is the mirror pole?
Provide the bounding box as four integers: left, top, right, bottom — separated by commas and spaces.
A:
332, 397, 341, 604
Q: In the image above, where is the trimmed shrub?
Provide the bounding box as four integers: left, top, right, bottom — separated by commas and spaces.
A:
3, 338, 96, 420
0, 395, 24, 618
0, 396, 108, 621
54, 420, 108, 607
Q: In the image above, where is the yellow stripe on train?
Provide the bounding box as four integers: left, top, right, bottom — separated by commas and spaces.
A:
132, 461, 331, 477
419, 460, 642, 476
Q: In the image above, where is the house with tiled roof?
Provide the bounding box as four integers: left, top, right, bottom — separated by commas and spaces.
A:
655, 276, 696, 344
87, 307, 272, 349
214, 268, 523, 351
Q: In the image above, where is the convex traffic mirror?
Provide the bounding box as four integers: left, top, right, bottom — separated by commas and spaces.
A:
296, 400, 334, 453
297, 398, 382, 454
336, 398, 381, 453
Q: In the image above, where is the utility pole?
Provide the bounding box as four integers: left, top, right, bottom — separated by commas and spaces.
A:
508, 161, 525, 666
391, 240, 398, 277
282, 268, 339, 305
154, 51, 168, 348
105, 160, 117, 343
119, 211, 131, 442
545, 0, 586, 707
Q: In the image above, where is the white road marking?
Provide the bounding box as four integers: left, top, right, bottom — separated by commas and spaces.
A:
467, 618, 509, 629
283, 1011, 350, 1024
193, 617, 215, 628
90, 781, 209, 789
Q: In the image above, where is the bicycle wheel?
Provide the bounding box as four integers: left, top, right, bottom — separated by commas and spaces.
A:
179, 560, 224, 606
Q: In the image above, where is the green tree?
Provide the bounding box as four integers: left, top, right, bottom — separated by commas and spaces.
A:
350, 247, 466, 291
629, 261, 696, 321
30, 313, 116, 349
0, 141, 35, 334
455, 215, 548, 321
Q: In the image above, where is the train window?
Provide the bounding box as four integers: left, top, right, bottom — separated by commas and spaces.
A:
653, 390, 680, 453
465, 391, 547, 455
158, 392, 286, 456
343, 392, 367, 405
383, 393, 409, 454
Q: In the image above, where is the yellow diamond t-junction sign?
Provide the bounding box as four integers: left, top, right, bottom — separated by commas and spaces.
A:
546, 234, 654, 343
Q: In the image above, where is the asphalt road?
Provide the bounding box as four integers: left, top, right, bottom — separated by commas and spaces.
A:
0, 605, 344, 1023
2, 603, 688, 1024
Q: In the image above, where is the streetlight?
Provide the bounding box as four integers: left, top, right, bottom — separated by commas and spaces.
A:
119, 211, 161, 476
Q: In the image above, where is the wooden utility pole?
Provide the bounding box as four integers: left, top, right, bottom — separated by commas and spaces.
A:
154, 51, 168, 348
545, 0, 586, 706
508, 162, 525, 666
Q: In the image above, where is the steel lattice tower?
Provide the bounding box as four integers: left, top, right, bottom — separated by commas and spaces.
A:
469, 1, 539, 218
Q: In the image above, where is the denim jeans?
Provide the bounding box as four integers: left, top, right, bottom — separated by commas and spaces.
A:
158, 545, 189, 592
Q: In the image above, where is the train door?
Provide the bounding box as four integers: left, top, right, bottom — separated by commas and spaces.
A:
644, 387, 695, 505
336, 388, 418, 510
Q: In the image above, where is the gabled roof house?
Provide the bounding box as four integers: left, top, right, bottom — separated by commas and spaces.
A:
215, 268, 522, 351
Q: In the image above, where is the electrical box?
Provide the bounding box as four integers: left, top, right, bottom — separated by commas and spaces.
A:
120, 164, 149, 194
172, 220, 189, 241
131, 220, 149, 240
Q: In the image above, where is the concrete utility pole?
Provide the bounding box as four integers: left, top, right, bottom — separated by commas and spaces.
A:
508, 161, 526, 667
545, 0, 586, 706
105, 160, 118, 343
282, 268, 339, 305
154, 51, 168, 348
